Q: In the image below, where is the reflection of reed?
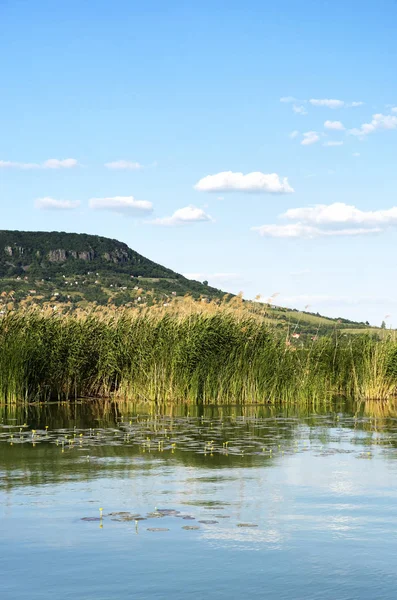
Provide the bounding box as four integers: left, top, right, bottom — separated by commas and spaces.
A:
362, 399, 397, 419
2, 399, 397, 495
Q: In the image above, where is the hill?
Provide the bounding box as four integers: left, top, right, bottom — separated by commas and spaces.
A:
0, 230, 224, 307
0, 230, 384, 336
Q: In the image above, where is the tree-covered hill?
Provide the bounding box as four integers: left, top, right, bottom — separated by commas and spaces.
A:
0, 230, 224, 305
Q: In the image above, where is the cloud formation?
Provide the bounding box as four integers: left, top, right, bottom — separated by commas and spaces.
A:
284, 202, 397, 226
309, 99, 362, 109
281, 97, 363, 116
0, 158, 78, 169
279, 96, 297, 103
348, 113, 397, 137
301, 131, 320, 146
323, 141, 344, 147
89, 196, 153, 215
252, 202, 397, 239
324, 120, 345, 131
194, 171, 294, 194
293, 105, 307, 115
252, 223, 380, 238
104, 160, 143, 170
35, 197, 80, 210
151, 205, 213, 226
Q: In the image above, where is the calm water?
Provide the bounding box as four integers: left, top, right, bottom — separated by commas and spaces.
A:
1, 400, 397, 600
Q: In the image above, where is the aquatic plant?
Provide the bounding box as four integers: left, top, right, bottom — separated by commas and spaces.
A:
0, 311, 396, 404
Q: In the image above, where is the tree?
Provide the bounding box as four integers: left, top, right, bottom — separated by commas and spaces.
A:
203, 280, 208, 286
381, 320, 386, 329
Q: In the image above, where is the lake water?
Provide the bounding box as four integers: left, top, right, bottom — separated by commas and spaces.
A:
1, 400, 397, 600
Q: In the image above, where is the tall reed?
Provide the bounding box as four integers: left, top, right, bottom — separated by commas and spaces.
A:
0, 312, 396, 404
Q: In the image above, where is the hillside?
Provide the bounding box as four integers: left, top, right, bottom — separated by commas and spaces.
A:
0, 230, 224, 307
0, 230, 383, 336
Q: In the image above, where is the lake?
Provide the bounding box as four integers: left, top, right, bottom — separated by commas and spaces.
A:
1, 400, 397, 599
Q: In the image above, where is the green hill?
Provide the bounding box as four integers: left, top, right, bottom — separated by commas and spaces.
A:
0, 230, 224, 306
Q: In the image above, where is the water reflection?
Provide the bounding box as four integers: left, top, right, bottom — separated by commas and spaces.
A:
2, 399, 397, 599
1, 399, 397, 493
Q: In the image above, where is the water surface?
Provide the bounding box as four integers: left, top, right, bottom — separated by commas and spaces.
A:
1, 400, 397, 599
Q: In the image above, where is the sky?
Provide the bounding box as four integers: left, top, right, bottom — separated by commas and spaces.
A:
1, 0, 396, 326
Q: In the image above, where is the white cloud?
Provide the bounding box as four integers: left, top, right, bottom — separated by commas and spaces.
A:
349, 113, 397, 136
89, 196, 153, 215
353, 152, 361, 157
252, 223, 380, 238
252, 201, 397, 239
350, 101, 364, 107
151, 205, 213, 226
293, 105, 307, 115
309, 98, 345, 109
0, 158, 78, 169
0, 161, 38, 169
323, 141, 344, 147
301, 131, 320, 146
104, 160, 143, 170
42, 159, 78, 169
392, 107, 397, 113
283, 202, 397, 227
280, 96, 297, 103
35, 197, 80, 210
194, 171, 294, 194
324, 120, 345, 131
289, 130, 299, 139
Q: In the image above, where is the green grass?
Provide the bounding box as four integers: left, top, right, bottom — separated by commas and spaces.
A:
0, 311, 396, 405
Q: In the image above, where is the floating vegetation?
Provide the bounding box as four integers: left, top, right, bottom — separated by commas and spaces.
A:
0, 312, 396, 405
156, 509, 180, 515
182, 526, 200, 531
198, 520, 219, 525
147, 528, 169, 532
237, 523, 258, 528
110, 513, 141, 522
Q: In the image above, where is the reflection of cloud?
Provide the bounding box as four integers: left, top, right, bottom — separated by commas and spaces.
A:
324, 515, 359, 533
201, 526, 285, 550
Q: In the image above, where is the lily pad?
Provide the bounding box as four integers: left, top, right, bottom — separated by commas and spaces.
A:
198, 520, 218, 525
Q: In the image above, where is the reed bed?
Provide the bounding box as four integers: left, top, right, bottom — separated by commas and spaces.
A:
0, 311, 396, 404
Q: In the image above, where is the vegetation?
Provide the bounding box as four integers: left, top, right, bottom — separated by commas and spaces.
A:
0, 310, 396, 405
0, 229, 225, 307
0, 230, 394, 406
0, 230, 382, 337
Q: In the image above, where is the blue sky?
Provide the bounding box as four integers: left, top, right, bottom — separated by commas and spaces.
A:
1, 0, 396, 325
